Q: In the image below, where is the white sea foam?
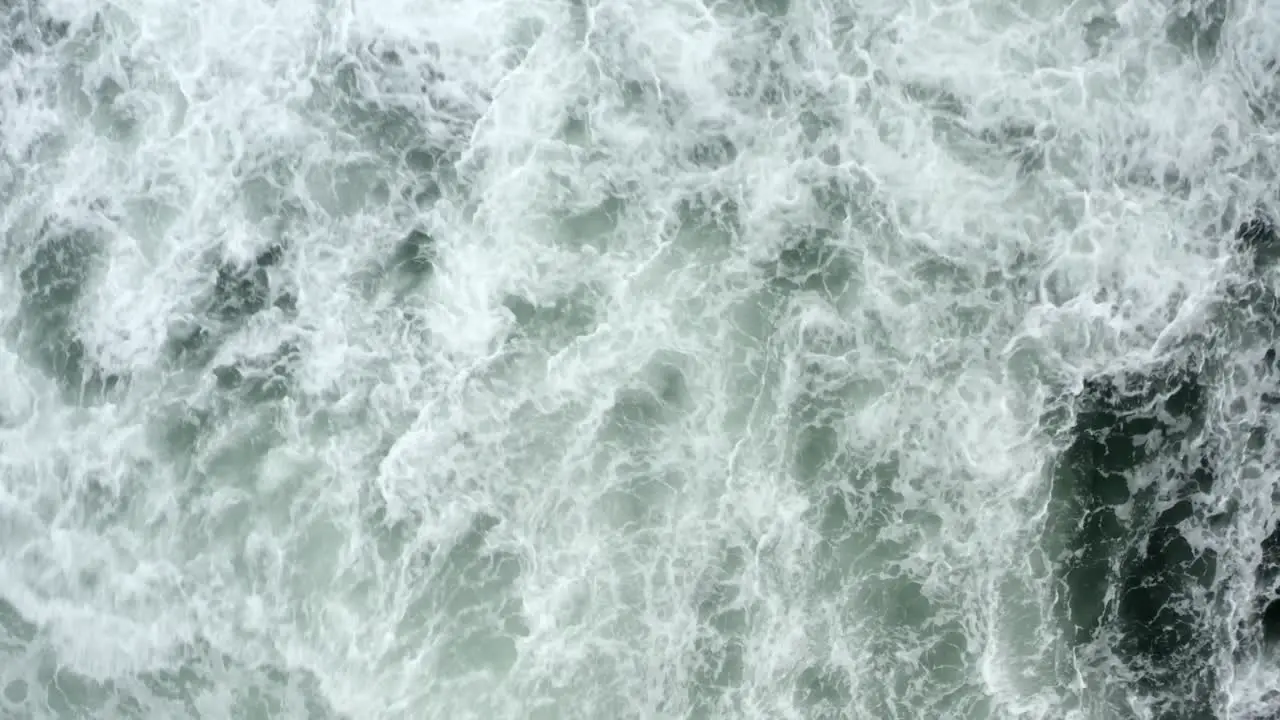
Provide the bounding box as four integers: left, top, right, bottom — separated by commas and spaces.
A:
2, 0, 1280, 718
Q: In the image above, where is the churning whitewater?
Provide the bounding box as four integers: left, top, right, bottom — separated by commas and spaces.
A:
2, 0, 1280, 718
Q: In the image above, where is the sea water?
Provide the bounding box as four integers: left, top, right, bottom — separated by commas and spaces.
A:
2, 0, 1279, 718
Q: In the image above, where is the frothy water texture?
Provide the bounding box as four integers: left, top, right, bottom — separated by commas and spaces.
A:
3, 0, 1280, 717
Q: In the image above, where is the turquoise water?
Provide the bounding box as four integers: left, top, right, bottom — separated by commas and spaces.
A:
2, 0, 1280, 717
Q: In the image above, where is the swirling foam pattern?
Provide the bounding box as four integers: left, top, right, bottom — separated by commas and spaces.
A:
2, 0, 1280, 718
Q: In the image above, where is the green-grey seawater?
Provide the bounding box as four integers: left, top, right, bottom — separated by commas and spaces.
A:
3, 0, 1280, 718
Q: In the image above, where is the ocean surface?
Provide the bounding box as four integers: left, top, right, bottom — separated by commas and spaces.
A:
2, 0, 1280, 717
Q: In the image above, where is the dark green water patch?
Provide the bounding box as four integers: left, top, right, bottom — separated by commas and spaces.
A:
794, 662, 853, 719
793, 421, 842, 485
1165, 0, 1228, 64
682, 133, 738, 172
903, 83, 968, 119
1052, 364, 1206, 638
1236, 212, 1280, 271
2, 0, 71, 57
673, 189, 741, 241
747, 167, 880, 299
1113, 493, 1218, 708
211, 341, 300, 405
760, 225, 859, 302
1244, 59, 1280, 130
352, 226, 437, 301
165, 243, 295, 371
307, 45, 480, 203
360, 227, 436, 300
0, 598, 36, 649
1261, 517, 1280, 646
1051, 360, 1224, 715
745, 0, 790, 18
721, 17, 813, 116
975, 120, 1051, 177
11, 220, 122, 403
80, 68, 141, 143
389, 228, 433, 279
211, 244, 284, 321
